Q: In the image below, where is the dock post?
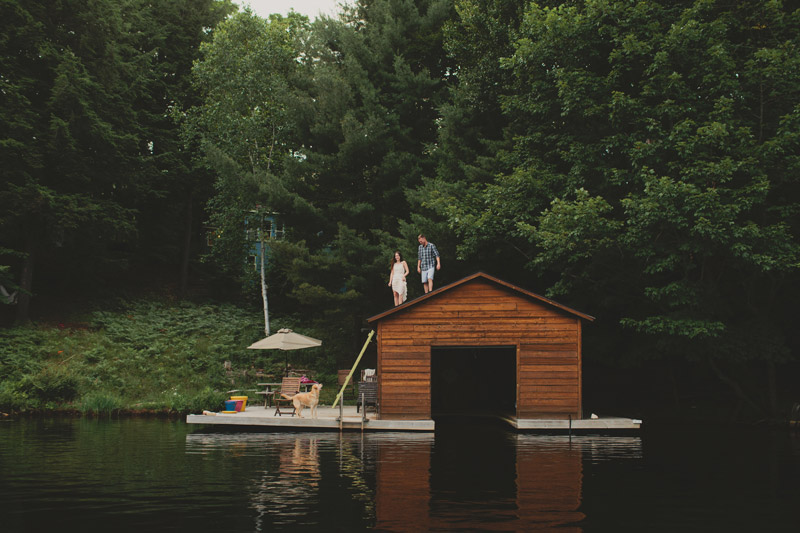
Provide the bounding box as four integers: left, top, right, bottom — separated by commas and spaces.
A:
361, 392, 366, 431
568, 414, 572, 439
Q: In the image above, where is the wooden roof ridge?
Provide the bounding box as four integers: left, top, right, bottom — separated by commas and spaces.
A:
366, 271, 595, 323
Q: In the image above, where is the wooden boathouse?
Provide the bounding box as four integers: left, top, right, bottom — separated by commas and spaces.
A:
187, 272, 642, 431
366, 272, 595, 422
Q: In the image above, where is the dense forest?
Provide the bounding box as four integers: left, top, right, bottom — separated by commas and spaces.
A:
1, 0, 798, 421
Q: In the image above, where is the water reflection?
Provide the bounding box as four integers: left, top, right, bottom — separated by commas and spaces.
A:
184, 428, 643, 531
513, 435, 584, 531
5, 420, 799, 530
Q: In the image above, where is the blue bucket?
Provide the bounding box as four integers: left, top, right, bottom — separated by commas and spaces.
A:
224, 400, 237, 411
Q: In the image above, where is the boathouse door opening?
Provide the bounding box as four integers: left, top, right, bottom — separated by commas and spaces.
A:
430, 346, 517, 419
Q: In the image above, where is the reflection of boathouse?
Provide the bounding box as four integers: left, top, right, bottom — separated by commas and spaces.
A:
374, 432, 590, 531
367, 272, 594, 423
184, 431, 643, 530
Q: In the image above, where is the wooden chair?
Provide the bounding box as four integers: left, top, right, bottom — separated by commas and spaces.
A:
356, 381, 378, 414
338, 369, 356, 400
273, 376, 302, 416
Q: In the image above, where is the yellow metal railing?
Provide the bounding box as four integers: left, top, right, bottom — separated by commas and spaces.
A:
332, 329, 375, 408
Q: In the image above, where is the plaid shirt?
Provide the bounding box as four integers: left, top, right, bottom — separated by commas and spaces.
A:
418, 242, 440, 271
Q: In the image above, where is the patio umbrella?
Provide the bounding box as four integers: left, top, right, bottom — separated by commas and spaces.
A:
247, 328, 322, 374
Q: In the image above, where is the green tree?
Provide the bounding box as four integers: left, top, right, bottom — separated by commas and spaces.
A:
434, 0, 800, 416
275, 0, 456, 327
184, 1, 458, 360
0, 0, 145, 322
421, 0, 529, 280
0, 0, 233, 321
129, 0, 234, 296
293, 0, 454, 232
183, 9, 310, 277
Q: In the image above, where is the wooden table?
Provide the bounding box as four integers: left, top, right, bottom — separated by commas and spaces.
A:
256, 382, 315, 407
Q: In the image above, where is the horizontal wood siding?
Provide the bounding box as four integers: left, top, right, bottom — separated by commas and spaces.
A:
376, 279, 582, 420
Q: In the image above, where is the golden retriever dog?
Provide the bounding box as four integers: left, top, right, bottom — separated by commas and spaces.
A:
282, 383, 323, 418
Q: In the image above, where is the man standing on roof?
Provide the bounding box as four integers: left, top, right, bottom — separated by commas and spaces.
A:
417, 234, 441, 294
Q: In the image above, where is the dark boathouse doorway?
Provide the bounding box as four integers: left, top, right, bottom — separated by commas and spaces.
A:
431, 346, 516, 418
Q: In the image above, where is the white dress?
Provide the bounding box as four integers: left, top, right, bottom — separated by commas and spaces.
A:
391, 262, 407, 303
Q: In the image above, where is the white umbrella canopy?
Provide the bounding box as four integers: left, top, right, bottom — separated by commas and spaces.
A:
247, 328, 322, 351
248, 328, 322, 375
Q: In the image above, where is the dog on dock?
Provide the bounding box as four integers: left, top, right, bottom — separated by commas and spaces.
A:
282, 383, 322, 418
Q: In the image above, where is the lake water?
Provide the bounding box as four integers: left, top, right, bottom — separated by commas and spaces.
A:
1, 417, 798, 531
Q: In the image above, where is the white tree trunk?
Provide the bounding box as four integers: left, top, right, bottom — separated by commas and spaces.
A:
260, 231, 269, 336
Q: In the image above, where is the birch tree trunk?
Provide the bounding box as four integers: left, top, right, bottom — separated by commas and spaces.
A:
260, 230, 269, 336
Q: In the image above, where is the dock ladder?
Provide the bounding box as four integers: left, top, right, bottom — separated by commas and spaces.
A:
335, 330, 375, 431
338, 394, 370, 431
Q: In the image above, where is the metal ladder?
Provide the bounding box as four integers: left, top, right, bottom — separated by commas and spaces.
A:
337, 391, 370, 431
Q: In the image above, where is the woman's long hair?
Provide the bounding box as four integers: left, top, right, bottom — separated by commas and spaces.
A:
389, 250, 403, 270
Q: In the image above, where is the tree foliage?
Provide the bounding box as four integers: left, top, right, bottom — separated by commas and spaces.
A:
186, 0, 458, 357
0, 0, 232, 320
432, 0, 800, 413
181, 10, 316, 280
2, 0, 798, 418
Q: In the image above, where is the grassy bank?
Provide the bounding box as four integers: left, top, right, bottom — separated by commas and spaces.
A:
0, 298, 343, 416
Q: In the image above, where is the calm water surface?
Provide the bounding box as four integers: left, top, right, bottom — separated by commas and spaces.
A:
0, 417, 798, 531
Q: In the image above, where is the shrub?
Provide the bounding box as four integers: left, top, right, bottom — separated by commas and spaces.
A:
0, 297, 318, 413
80, 392, 123, 415
185, 387, 228, 414
0, 381, 27, 412
19, 365, 80, 403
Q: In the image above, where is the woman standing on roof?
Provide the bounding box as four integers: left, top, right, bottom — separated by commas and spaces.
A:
388, 250, 409, 306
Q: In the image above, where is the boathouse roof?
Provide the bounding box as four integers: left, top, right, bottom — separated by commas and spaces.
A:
367, 271, 594, 323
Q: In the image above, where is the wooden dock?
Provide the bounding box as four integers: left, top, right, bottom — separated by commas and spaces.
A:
186, 405, 434, 431
185, 404, 640, 431
509, 416, 641, 431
